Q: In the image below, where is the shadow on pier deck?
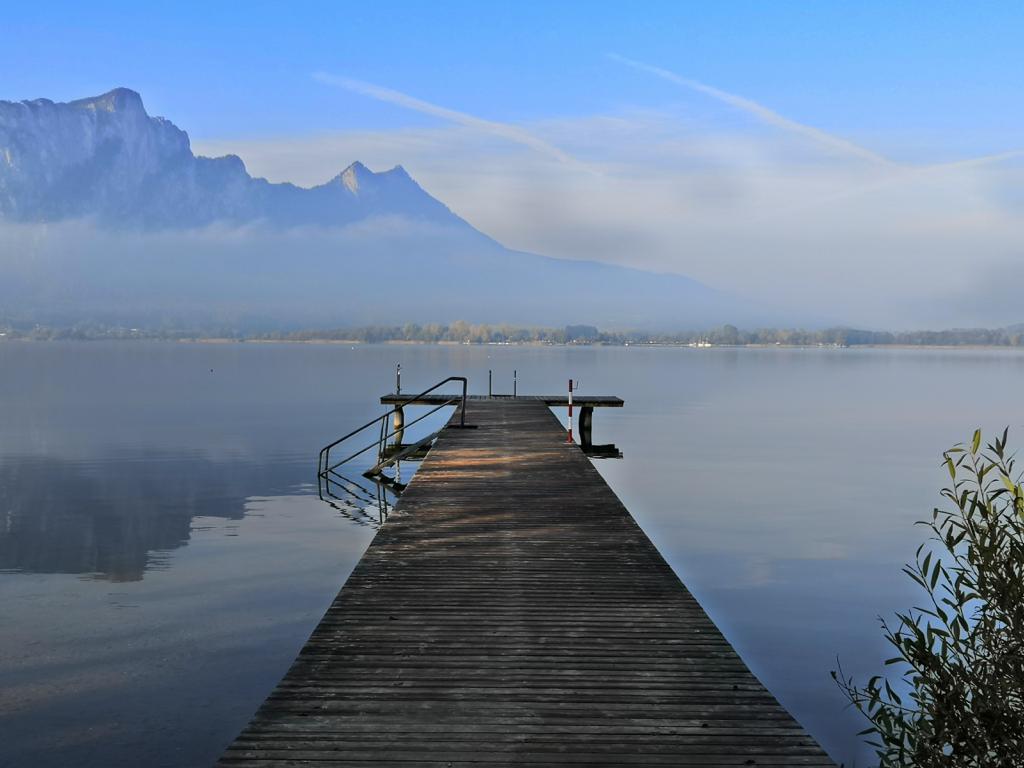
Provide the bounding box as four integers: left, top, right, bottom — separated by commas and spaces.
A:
221, 398, 834, 767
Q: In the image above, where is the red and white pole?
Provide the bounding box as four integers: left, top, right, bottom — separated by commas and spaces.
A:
566, 378, 574, 443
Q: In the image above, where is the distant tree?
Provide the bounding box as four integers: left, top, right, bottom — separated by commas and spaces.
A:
565, 324, 600, 342
717, 324, 740, 345
834, 429, 1024, 766
445, 320, 465, 342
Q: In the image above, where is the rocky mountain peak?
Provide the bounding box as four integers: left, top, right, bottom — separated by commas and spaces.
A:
334, 161, 417, 196
69, 87, 146, 114
338, 161, 369, 193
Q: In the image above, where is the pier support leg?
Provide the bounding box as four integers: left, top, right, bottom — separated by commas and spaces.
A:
392, 407, 405, 446
579, 407, 593, 449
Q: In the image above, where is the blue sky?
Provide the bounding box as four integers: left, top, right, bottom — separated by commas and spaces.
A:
5, 1, 1023, 159
4, 2, 1024, 326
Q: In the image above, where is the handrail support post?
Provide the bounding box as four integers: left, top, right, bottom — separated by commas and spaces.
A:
461, 378, 467, 427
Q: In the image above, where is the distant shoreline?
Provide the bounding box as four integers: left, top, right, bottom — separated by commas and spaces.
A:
3, 336, 1024, 352
3, 320, 1023, 349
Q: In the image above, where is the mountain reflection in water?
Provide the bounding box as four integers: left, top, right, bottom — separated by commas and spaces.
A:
1, 454, 245, 580
0, 453, 395, 580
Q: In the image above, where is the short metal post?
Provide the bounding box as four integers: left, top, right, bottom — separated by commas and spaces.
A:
460, 377, 467, 427
513, 369, 517, 398
396, 363, 401, 395
488, 369, 492, 397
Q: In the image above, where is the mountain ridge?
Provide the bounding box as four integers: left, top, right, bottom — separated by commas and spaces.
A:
0, 87, 473, 230
0, 87, 786, 329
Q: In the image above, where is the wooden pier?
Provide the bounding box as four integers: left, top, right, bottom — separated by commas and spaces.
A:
222, 398, 834, 766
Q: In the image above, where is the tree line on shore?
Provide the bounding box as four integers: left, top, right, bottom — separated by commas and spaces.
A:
3, 321, 1024, 346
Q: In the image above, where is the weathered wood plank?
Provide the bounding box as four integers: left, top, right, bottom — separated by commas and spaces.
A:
220, 400, 833, 766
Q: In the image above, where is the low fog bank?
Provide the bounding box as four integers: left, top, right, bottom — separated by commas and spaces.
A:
0, 219, 787, 332
4, 216, 1016, 334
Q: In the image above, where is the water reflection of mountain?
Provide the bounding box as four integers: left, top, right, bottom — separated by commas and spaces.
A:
0, 453, 306, 581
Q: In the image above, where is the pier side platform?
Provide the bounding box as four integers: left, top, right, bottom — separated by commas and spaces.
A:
380, 393, 624, 408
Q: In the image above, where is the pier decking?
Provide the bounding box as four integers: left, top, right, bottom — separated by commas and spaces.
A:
222, 399, 834, 766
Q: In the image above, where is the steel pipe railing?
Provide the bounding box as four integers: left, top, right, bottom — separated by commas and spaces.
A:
317, 376, 468, 482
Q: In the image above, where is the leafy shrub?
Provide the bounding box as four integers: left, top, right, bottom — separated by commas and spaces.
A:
834, 429, 1024, 766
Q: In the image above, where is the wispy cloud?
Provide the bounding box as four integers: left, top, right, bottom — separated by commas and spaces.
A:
313, 72, 588, 169
609, 53, 893, 166
923, 149, 1024, 172
608, 52, 1024, 224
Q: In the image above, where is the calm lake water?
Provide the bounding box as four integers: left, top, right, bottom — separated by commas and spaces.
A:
1, 341, 1022, 766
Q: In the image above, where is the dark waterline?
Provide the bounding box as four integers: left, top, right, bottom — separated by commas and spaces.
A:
1, 341, 1022, 766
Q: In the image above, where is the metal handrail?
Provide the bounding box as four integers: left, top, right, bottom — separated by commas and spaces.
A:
317, 376, 467, 481
325, 397, 456, 473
